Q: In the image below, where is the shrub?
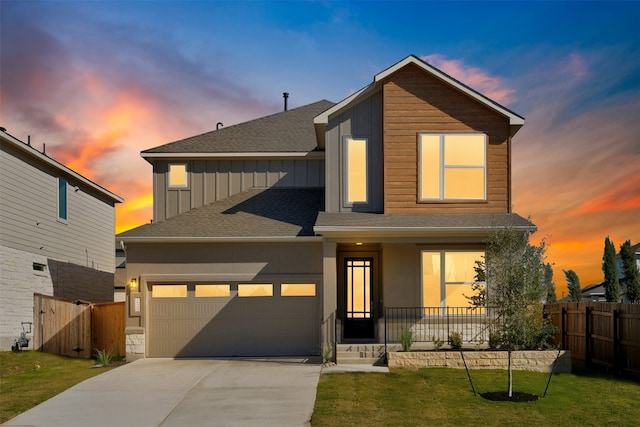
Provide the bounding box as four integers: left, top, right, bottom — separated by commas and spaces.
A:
488, 330, 501, 349
432, 336, 444, 350
400, 327, 413, 352
95, 349, 113, 366
448, 332, 462, 350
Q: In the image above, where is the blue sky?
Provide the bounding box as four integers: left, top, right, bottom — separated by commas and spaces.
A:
1, 0, 639, 292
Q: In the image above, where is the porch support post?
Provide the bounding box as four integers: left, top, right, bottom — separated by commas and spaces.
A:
322, 240, 338, 349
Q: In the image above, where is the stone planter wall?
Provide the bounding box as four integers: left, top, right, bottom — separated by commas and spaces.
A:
388, 350, 571, 373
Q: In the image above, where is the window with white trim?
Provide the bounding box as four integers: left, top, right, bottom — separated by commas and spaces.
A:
168, 163, 188, 188
345, 138, 367, 204
419, 134, 486, 200
422, 250, 484, 308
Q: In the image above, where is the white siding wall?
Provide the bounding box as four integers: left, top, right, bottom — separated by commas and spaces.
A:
0, 143, 116, 272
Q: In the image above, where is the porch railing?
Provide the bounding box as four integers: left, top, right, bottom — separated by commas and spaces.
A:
384, 306, 501, 352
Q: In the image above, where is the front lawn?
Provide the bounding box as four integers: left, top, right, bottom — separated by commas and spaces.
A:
312, 367, 640, 426
0, 351, 116, 423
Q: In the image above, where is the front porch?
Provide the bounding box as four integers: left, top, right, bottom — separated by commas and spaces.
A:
333, 306, 501, 365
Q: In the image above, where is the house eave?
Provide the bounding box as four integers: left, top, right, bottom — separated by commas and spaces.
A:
313, 225, 535, 239
118, 236, 323, 244
1, 130, 124, 204
141, 151, 324, 161
314, 55, 525, 130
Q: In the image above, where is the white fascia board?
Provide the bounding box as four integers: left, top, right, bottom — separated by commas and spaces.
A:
1, 131, 123, 203
313, 84, 375, 125
118, 236, 323, 244
141, 151, 324, 160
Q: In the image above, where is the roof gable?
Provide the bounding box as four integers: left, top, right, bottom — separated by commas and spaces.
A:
315, 55, 523, 133
142, 100, 334, 158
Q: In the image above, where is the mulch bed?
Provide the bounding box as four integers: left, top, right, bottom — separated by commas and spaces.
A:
480, 391, 539, 402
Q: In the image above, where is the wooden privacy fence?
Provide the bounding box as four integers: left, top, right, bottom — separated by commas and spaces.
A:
546, 302, 640, 379
33, 293, 125, 359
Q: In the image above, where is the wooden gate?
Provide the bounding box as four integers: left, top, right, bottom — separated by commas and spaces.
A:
33, 293, 125, 359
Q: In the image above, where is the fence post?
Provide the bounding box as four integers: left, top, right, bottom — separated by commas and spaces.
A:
585, 306, 591, 368
561, 306, 567, 349
613, 308, 619, 373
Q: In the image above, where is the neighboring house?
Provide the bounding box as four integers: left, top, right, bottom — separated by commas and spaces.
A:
579, 242, 640, 302
0, 128, 123, 350
118, 55, 534, 360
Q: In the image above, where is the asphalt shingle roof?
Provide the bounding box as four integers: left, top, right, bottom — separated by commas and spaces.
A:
118, 188, 324, 239
142, 100, 335, 154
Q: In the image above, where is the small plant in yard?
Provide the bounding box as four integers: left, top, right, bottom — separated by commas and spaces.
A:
432, 336, 444, 350
488, 330, 501, 349
321, 345, 333, 365
400, 327, 413, 352
95, 348, 113, 366
448, 332, 462, 350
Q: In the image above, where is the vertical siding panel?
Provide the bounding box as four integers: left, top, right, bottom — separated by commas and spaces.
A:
256, 160, 268, 187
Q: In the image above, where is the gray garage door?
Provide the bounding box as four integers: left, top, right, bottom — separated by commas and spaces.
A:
148, 283, 320, 358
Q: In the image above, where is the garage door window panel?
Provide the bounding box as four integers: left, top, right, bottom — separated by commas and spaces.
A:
281, 284, 316, 297
195, 284, 231, 297
152, 285, 187, 298
238, 284, 273, 297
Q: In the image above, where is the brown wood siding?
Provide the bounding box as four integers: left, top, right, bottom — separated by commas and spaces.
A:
382, 64, 512, 214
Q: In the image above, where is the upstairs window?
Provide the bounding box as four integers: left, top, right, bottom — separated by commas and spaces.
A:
419, 134, 486, 201
168, 163, 188, 188
57, 178, 68, 221
345, 138, 368, 204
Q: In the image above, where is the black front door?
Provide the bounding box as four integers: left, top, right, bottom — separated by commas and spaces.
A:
343, 257, 375, 339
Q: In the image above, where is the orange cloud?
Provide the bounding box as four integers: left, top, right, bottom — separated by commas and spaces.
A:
115, 193, 154, 234
568, 172, 640, 216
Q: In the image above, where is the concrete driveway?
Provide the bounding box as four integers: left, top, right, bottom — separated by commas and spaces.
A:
3, 358, 322, 427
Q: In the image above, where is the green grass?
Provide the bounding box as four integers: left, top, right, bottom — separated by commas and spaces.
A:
312, 368, 640, 426
0, 351, 116, 423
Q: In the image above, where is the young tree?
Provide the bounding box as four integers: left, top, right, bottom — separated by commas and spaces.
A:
564, 269, 582, 302
544, 263, 557, 303
602, 237, 620, 302
484, 227, 554, 397
620, 240, 640, 303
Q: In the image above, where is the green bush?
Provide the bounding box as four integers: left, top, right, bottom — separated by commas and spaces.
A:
448, 332, 462, 350
94, 349, 113, 366
432, 336, 444, 350
400, 328, 413, 352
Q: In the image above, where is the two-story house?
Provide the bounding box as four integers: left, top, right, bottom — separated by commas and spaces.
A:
0, 129, 123, 350
118, 55, 534, 361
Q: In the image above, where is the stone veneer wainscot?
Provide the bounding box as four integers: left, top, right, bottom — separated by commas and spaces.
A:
388, 350, 571, 373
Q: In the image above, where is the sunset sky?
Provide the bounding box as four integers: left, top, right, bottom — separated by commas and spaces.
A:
1, 1, 638, 296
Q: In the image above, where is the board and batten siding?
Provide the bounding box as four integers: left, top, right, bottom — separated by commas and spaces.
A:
381, 63, 512, 214
153, 158, 325, 222
325, 91, 384, 213
0, 141, 116, 272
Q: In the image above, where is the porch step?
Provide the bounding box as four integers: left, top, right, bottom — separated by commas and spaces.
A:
335, 344, 387, 365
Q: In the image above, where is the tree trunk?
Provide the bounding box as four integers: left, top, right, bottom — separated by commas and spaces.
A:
508, 349, 513, 397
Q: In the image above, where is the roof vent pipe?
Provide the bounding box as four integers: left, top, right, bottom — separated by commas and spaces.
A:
28, 135, 31, 146
216, 122, 223, 130
283, 92, 289, 111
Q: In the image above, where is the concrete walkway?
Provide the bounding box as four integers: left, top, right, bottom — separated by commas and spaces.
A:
3, 358, 322, 427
